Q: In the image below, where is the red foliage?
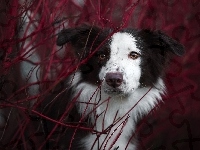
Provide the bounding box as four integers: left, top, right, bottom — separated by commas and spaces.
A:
0, 0, 200, 149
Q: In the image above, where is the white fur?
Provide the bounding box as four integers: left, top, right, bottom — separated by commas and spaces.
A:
99, 32, 141, 95
20, 10, 41, 103
71, 75, 165, 150
70, 32, 166, 150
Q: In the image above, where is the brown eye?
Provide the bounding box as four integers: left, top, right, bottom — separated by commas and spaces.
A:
98, 54, 106, 60
128, 51, 140, 60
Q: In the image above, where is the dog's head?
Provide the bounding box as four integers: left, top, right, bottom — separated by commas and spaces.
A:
57, 25, 184, 96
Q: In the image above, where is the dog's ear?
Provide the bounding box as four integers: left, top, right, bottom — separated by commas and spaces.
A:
56, 25, 106, 60
56, 25, 102, 47
157, 31, 185, 56
56, 28, 78, 46
139, 29, 185, 56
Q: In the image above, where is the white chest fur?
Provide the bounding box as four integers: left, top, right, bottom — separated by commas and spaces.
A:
71, 73, 165, 150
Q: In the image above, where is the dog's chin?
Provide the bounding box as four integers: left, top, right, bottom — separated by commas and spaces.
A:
104, 88, 131, 97
104, 89, 123, 94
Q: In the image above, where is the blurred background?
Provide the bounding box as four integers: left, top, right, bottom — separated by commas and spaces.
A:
0, 0, 200, 149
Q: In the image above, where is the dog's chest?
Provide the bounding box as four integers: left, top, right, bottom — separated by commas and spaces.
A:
82, 98, 136, 150
93, 98, 135, 134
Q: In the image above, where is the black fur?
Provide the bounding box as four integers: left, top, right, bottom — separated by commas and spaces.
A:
136, 29, 185, 87
53, 25, 185, 149
57, 25, 112, 85
57, 25, 184, 87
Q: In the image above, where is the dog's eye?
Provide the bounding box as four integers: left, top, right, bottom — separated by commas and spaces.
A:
98, 54, 106, 60
128, 51, 140, 60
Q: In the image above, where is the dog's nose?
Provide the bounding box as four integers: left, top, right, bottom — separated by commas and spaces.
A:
105, 72, 123, 88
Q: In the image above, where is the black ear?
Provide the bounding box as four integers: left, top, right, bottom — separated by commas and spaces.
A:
56, 25, 109, 60
139, 29, 185, 56
56, 28, 77, 46
157, 31, 185, 56
56, 25, 103, 47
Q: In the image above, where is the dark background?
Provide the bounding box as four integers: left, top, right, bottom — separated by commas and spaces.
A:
0, 0, 200, 149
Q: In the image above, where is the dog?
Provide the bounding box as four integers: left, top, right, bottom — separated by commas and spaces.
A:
56, 25, 184, 150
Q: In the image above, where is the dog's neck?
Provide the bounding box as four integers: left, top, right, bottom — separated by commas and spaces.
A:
69, 71, 165, 149
70, 71, 165, 121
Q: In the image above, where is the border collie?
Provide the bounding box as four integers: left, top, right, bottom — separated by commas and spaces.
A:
56, 25, 184, 150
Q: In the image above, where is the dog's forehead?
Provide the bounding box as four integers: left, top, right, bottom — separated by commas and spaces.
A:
110, 32, 140, 54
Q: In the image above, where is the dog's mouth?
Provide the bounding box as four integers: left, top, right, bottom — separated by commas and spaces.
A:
104, 88, 123, 95
104, 88, 132, 98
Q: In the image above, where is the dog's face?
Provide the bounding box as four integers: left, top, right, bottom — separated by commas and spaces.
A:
99, 32, 142, 95
57, 25, 184, 96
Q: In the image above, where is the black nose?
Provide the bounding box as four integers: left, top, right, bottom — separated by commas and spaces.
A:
105, 72, 123, 88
